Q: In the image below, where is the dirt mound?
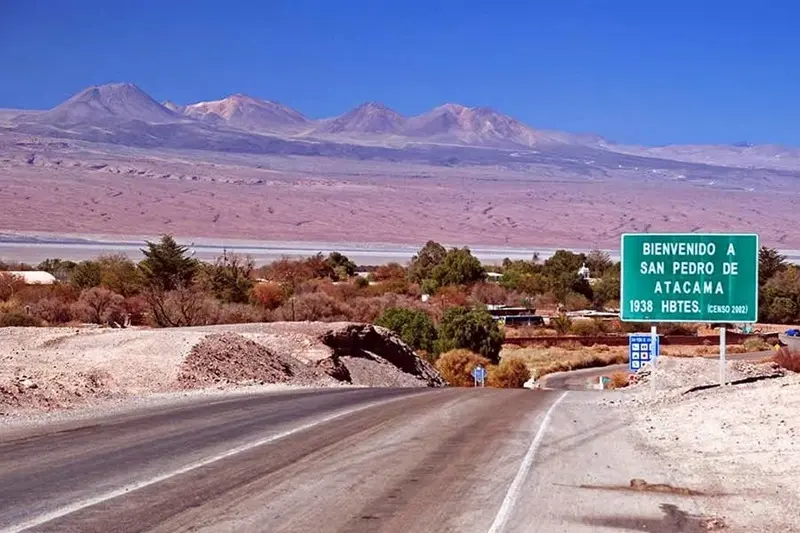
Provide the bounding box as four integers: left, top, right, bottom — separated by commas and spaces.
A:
178, 333, 335, 388
319, 324, 446, 387
0, 322, 445, 415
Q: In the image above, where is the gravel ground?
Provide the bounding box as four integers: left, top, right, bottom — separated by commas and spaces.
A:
612, 357, 800, 533
0, 322, 441, 417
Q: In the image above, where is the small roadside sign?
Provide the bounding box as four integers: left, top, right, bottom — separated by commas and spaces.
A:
628, 333, 660, 372
471, 365, 486, 387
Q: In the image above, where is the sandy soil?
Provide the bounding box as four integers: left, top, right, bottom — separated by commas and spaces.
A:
1, 137, 798, 249
617, 357, 800, 532
0, 322, 441, 416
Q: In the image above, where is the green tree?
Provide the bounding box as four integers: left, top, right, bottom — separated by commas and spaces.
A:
70, 261, 103, 289
759, 246, 787, 285
435, 307, 504, 362
585, 249, 613, 278
429, 247, 486, 288
592, 271, 620, 309
97, 254, 144, 297
375, 307, 437, 353
327, 252, 356, 281
767, 297, 797, 324
139, 235, 198, 291
202, 253, 255, 304
408, 240, 447, 283
543, 250, 587, 279
37, 258, 77, 282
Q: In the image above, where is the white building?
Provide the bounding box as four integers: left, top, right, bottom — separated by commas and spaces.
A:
3, 271, 57, 285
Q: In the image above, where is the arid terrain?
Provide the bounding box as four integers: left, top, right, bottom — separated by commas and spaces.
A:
2, 83, 800, 250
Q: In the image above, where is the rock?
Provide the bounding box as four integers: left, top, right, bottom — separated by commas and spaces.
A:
319, 324, 446, 387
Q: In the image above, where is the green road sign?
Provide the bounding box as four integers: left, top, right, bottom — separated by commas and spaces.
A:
620, 233, 758, 322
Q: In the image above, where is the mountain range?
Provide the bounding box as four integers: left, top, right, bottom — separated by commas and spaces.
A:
4, 82, 800, 171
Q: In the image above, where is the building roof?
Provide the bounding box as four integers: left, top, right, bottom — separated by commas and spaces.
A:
3, 271, 57, 284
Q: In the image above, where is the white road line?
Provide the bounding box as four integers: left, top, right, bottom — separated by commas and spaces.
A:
1, 394, 415, 533
487, 391, 568, 533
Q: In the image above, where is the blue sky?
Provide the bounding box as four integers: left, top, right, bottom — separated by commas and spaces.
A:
1, 0, 798, 146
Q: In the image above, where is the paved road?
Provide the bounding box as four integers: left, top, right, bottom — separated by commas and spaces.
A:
0, 387, 571, 533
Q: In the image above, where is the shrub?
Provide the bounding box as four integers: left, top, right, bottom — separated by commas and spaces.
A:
488, 356, 531, 388
470, 282, 508, 305
251, 282, 285, 310
144, 287, 218, 327
430, 285, 469, 309
608, 371, 630, 389
0, 272, 26, 301
551, 314, 573, 335
742, 336, 771, 352
0, 311, 43, 327
435, 349, 491, 387
123, 295, 148, 325
435, 307, 504, 362
75, 287, 126, 324
31, 297, 71, 324
354, 276, 369, 289
375, 307, 437, 353
570, 319, 604, 336
201, 253, 254, 304
215, 303, 265, 324
774, 348, 800, 372
97, 254, 144, 297
563, 292, 591, 311
657, 323, 698, 336
429, 247, 486, 287
69, 261, 104, 289
272, 292, 352, 322
408, 241, 448, 283
373, 263, 407, 282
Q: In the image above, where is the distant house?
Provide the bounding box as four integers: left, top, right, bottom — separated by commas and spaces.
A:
3, 271, 57, 285
487, 272, 503, 283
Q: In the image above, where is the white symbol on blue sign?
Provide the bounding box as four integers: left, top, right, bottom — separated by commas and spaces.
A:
629, 334, 659, 372
471, 366, 486, 381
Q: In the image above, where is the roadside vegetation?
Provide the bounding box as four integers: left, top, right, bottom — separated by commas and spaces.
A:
1, 238, 798, 387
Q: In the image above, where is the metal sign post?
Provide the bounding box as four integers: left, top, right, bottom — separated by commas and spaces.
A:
719, 327, 727, 386
650, 325, 658, 396
471, 366, 486, 388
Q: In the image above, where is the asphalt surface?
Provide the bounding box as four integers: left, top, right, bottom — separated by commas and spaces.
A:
0, 387, 569, 533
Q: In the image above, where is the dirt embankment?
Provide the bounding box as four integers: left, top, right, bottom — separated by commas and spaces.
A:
616, 357, 800, 533
0, 322, 444, 415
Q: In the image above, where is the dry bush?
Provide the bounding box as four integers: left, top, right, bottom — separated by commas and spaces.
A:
215, 303, 266, 324
551, 314, 573, 335
592, 343, 611, 352
774, 348, 800, 372
0, 298, 23, 314
742, 336, 771, 352
507, 345, 628, 378
145, 287, 219, 327
470, 282, 508, 305
0, 272, 25, 301
251, 282, 285, 310
608, 371, 631, 389
435, 349, 491, 387
272, 292, 352, 322
372, 263, 407, 282
77, 287, 126, 325
347, 294, 430, 324
0, 311, 43, 327
30, 297, 71, 324
658, 323, 699, 336
122, 295, 148, 325
504, 326, 556, 338
488, 356, 531, 388
563, 292, 591, 311
570, 319, 603, 336
534, 292, 559, 311
430, 286, 469, 309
